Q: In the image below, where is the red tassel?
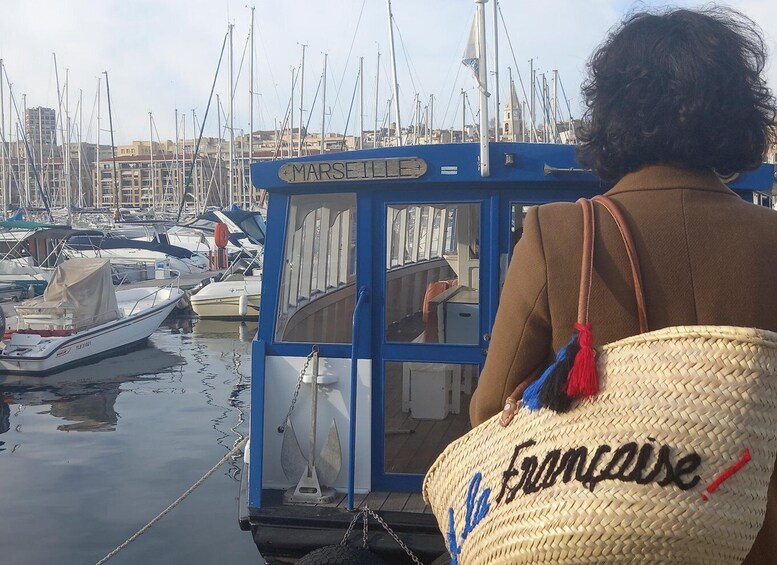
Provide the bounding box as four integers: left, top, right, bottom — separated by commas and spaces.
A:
566, 322, 598, 398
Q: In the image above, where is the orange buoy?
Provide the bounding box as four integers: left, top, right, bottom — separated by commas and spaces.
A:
214, 222, 229, 249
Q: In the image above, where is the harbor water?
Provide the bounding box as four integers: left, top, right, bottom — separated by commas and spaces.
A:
0, 317, 262, 565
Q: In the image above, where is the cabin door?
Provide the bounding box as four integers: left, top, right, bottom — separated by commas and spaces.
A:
372, 191, 498, 491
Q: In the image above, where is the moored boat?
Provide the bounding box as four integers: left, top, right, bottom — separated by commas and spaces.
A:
190, 273, 261, 319
0, 258, 184, 375
239, 141, 776, 563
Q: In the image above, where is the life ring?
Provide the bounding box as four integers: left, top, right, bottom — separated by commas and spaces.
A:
214, 223, 229, 249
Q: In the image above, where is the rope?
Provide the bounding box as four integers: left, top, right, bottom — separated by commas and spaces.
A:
95, 436, 248, 565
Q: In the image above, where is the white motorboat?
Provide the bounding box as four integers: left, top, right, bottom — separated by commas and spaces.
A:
0, 258, 184, 375
190, 273, 261, 319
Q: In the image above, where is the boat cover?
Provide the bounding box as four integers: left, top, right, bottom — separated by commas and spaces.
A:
16, 258, 120, 330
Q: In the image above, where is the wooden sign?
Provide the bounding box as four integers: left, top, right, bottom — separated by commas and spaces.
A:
279, 157, 427, 183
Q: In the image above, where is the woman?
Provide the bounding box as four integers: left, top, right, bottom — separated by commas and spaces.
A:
469, 8, 777, 562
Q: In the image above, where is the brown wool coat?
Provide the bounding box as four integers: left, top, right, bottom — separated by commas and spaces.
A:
469, 164, 777, 564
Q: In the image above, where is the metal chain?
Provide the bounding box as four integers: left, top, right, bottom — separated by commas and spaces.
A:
341, 510, 361, 545
340, 506, 424, 565
362, 511, 369, 549
277, 345, 318, 433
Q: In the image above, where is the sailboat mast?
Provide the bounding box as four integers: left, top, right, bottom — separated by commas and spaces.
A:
492, 0, 500, 141
529, 58, 536, 142
425, 100, 430, 143
429, 94, 434, 143
191, 109, 198, 212
96, 77, 100, 207
374, 49, 380, 148
38, 108, 45, 209
249, 5, 255, 194
386, 0, 402, 146
22, 94, 29, 206
320, 53, 327, 155
103, 71, 120, 216
65, 69, 71, 214
359, 57, 364, 150
78, 88, 83, 209
181, 113, 187, 211
174, 108, 180, 209
461, 89, 466, 142
217, 94, 223, 207
0, 59, 5, 215
149, 112, 155, 209
415, 94, 420, 145
289, 67, 295, 158
476, 0, 490, 176
53, 54, 63, 208
228, 23, 235, 207
553, 69, 559, 143
298, 44, 306, 156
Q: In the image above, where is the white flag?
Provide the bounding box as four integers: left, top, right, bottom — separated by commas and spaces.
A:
462, 15, 479, 81
462, 13, 489, 96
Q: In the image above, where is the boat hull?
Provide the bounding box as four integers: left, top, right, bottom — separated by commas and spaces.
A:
0, 289, 183, 375
190, 294, 260, 319
190, 275, 261, 319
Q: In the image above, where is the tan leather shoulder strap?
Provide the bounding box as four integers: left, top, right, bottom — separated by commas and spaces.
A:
592, 195, 648, 333
502, 196, 649, 415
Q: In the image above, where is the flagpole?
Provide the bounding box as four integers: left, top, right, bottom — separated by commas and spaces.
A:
476, 0, 490, 176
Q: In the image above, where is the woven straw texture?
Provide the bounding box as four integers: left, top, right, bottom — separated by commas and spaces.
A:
423, 325, 777, 564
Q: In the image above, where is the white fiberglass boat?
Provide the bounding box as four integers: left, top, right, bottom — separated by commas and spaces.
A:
0, 258, 184, 375
190, 273, 261, 319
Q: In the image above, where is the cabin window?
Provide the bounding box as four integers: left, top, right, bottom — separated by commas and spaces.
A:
511, 203, 531, 249
275, 193, 357, 343
383, 361, 478, 474
504, 203, 531, 289
385, 203, 480, 344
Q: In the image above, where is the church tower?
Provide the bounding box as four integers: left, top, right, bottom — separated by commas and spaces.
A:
502, 80, 522, 141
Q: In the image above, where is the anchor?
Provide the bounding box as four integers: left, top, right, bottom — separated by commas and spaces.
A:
281, 348, 341, 504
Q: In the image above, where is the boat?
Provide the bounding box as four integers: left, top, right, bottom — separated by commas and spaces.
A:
173, 208, 266, 257
190, 252, 262, 320
0, 220, 76, 294
0, 258, 184, 375
62, 230, 209, 275
238, 141, 776, 562
190, 272, 261, 319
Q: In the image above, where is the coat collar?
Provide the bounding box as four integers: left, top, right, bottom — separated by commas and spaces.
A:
605, 165, 737, 197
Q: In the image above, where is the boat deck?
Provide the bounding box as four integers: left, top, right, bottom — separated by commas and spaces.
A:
249, 489, 444, 563
117, 269, 223, 291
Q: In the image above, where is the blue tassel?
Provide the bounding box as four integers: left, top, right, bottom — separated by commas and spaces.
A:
522, 334, 578, 411
539, 336, 579, 412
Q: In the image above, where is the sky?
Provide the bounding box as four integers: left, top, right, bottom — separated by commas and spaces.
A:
1, 0, 776, 145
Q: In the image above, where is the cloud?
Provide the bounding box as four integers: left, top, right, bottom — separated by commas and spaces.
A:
1, 0, 776, 144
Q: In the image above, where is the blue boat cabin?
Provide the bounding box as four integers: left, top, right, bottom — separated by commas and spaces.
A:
242, 141, 774, 562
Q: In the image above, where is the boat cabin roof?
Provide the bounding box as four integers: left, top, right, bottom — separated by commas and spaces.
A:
250, 141, 775, 196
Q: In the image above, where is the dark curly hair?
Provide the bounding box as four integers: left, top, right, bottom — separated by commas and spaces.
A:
576, 7, 776, 181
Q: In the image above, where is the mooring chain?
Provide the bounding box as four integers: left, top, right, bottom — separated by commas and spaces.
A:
277, 345, 318, 433
340, 506, 423, 565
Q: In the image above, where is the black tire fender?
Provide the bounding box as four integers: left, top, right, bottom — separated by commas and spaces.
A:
296, 545, 388, 565
430, 553, 452, 565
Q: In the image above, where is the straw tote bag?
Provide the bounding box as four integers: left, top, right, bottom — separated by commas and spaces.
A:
423, 195, 777, 564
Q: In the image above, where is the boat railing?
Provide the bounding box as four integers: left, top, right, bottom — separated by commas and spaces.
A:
124, 281, 179, 317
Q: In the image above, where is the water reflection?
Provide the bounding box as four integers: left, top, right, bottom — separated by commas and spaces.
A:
0, 328, 257, 565
183, 318, 255, 478
0, 344, 185, 434
191, 319, 258, 342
